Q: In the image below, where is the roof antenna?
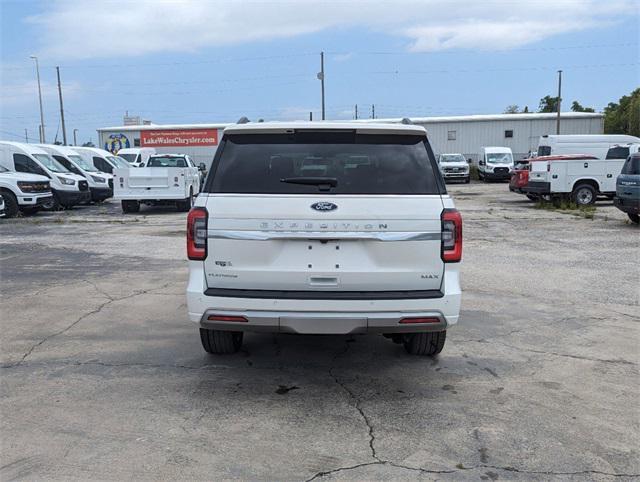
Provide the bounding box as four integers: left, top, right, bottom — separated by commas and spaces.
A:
237, 116, 250, 124
401, 117, 413, 125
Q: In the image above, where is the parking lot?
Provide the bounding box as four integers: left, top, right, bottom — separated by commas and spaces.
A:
1, 182, 638, 481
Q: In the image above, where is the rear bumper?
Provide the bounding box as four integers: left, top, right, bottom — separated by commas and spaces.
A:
523, 181, 551, 194
187, 263, 461, 334
614, 197, 640, 214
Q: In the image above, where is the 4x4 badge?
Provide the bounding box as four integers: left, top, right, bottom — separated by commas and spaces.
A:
311, 202, 338, 212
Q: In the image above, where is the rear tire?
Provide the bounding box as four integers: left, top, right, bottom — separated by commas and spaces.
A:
403, 331, 446, 356
572, 184, 597, 206
200, 328, 243, 354
464, 176, 470, 184
526, 194, 538, 201
121, 200, 140, 213
177, 188, 194, 212
1, 191, 19, 218
629, 213, 639, 224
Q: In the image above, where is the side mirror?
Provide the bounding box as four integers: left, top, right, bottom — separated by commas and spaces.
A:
479, 160, 485, 166
467, 158, 472, 164
198, 163, 206, 171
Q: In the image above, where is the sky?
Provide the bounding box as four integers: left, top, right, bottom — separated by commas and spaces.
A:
1, 0, 638, 145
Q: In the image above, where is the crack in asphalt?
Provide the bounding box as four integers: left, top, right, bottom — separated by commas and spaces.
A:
2, 282, 172, 368
492, 340, 636, 366
307, 460, 639, 480
309, 340, 639, 481
327, 341, 380, 461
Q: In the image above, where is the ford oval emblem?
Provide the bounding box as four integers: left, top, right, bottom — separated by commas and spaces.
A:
311, 202, 338, 212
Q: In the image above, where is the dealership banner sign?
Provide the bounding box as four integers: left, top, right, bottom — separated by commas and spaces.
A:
140, 129, 218, 147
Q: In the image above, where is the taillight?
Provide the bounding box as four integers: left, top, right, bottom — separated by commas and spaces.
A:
187, 207, 208, 260
441, 208, 462, 263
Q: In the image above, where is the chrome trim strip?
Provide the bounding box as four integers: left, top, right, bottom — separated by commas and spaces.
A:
207, 230, 441, 241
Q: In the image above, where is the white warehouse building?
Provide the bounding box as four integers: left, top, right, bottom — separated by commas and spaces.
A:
97, 112, 603, 167
368, 112, 604, 161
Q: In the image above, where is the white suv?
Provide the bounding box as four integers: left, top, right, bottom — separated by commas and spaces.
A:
186, 122, 462, 356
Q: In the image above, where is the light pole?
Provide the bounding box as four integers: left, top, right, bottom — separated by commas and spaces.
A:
556, 70, 562, 135
317, 51, 325, 120
73, 129, 79, 146
30, 55, 45, 143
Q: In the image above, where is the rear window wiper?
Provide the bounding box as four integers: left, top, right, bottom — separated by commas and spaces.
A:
280, 177, 338, 191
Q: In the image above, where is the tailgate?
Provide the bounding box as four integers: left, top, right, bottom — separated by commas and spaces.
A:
114, 167, 186, 197
203, 195, 445, 293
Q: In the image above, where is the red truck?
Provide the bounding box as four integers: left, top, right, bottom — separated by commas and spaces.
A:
510, 154, 597, 200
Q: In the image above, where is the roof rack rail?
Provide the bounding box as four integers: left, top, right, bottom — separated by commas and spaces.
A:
400, 117, 413, 125
237, 116, 250, 124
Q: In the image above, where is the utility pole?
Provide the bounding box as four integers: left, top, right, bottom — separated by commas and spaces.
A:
30, 55, 45, 143
56, 66, 67, 145
317, 51, 325, 120
556, 70, 562, 135
73, 129, 78, 146
371, 104, 375, 119
24, 129, 28, 143
355, 104, 358, 120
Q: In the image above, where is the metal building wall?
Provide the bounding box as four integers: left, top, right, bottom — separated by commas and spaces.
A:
414, 115, 603, 160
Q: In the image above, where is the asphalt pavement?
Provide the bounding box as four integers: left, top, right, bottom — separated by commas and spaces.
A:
1, 182, 638, 481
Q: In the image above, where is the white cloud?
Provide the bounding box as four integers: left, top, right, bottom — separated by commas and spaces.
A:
27, 0, 637, 60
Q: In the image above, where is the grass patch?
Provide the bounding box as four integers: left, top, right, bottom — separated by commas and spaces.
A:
535, 199, 596, 219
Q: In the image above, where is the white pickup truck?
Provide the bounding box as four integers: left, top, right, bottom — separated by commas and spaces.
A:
524, 143, 640, 205
186, 122, 462, 356
114, 154, 201, 213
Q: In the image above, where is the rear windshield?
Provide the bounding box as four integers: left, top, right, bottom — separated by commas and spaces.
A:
206, 132, 441, 194
621, 155, 640, 175
148, 156, 188, 168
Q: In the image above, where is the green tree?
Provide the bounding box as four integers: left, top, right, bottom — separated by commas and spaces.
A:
571, 101, 595, 112
504, 105, 520, 114
538, 95, 559, 113
604, 88, 640, 136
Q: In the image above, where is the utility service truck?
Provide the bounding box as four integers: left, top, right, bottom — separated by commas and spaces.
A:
114, 154, 201, 213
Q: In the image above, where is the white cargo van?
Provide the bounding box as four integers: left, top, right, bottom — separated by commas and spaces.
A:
114, 154, 200, 213
537, 135, 640, 159
186, 122, 462, 356
37, 145, 113, 202
0, 142, 90, 208
116, 147, 156, 167
71, 146, 130, 175
0, 163, 52, 217
476, 147, 514, 181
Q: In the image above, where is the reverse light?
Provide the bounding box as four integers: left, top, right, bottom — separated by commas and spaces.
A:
187, 207, 208, 260
441, 208, 462, 263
